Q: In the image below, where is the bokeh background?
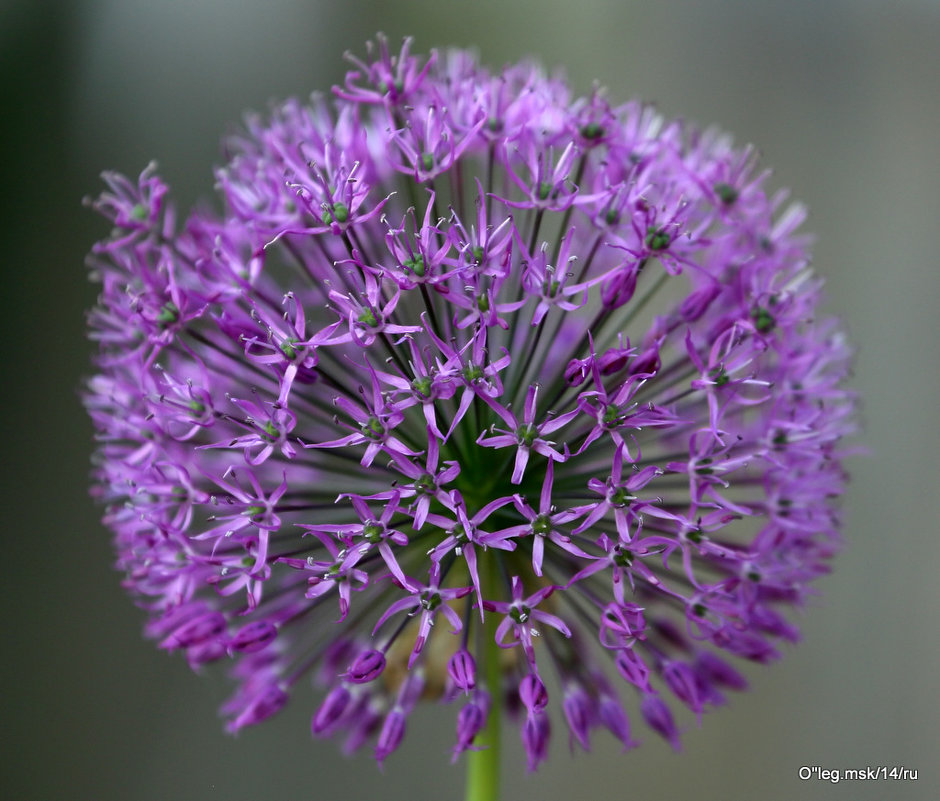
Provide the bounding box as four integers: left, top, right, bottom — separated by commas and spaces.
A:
3, 0, 937, 799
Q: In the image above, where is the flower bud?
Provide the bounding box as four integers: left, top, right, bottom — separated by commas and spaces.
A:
694, 650, 748, 690
228, 621, 277, 653
160, 611, 226, 650
615, 648, 652, 692
562, 685, 592, 751
375, 707, 407, 763
452, 696, 489, 761
564, 356, 592, 386
344, 649, 386, 684
598, 692, 638, 751
680, 283, 721, 322
447, 648, 477, 693
226, 684, 288, 732
519, 673, 548, 715
521, 713, 551, 771
312, 685, 352, 735
640, 693, 680, 750
597, 342, 634, 375
629, 344, 662, 376
600, 266, 639, 309
662, 660, 704, 718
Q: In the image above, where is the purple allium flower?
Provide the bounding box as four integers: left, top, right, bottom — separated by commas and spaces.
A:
85, 35, 855, 770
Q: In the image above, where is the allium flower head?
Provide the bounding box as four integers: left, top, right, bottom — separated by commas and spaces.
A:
85, 35, 855, 770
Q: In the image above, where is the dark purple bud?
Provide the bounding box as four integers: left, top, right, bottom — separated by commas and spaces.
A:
597, 344, 633, 375
615, 648, 652, 692
447, 648, 477, 693
161, 611, 226, 650
629, 345, 661, 376
521, 713, 551, 772
680, 283, 721, 322
397, 672, 426, 710
344, 649, 386, 683
145, 603, 203, 639
226, 684, 288, 732
756, 607, 801, 641
640, 693, 681, 751
721, 629, 780, 663
375, 707, 407, 763
662, 660, 705, 717
342, 700, 382, 756
601, 266, 639, 309
694, 650, 749, 691
453, 698, 488, 761
652, 617, 690, 651
185, 639, 227, 668
320, 637, 356, 682
519, 673, 548, 715
228, 621, 277, 653
562, 686, 592, 751
311, 685, 352, 735
598, 693, 638, 751
564, 356, 591, 386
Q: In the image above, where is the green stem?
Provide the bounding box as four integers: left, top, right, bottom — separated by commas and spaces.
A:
465, 555, 502, 801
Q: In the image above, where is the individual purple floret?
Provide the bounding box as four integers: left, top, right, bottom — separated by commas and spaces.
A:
84, 34, 855, 771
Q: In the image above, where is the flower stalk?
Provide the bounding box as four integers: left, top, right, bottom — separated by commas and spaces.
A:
466, 553, 502, 801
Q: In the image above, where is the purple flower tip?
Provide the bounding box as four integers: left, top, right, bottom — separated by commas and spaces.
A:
85, 34, 856, 769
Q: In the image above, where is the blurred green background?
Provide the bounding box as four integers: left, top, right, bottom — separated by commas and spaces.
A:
3, 0, 937, 799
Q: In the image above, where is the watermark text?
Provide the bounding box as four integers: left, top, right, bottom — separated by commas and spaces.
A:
798, 766, 918, 783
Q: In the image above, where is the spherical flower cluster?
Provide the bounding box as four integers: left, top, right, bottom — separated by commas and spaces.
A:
85, 36, 854, 769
